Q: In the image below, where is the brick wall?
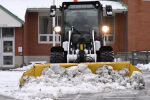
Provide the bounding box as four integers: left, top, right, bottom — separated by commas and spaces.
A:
115, 13, 125, 53
127, 0, 150, 52
15, 27, 23, 56
24, 12, 53, 56
107, 13, 125, 54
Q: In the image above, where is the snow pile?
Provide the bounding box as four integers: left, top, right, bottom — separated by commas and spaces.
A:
0, 71, 24, 98
16, 64, 145, 100
136, 63, 150, 72
13, 64, 34, 71
13, 61, 47, 71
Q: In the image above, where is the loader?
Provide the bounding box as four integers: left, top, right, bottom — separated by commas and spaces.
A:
50, 1, 114, 63
19, 1, 142, 87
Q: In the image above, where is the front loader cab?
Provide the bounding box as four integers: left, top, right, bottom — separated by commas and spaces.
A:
61, 1, 102, 42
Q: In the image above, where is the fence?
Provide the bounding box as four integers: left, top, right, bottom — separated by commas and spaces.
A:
116, 50, 150, 65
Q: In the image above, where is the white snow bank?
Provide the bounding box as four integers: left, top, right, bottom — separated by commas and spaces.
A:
13, 61, 47, 71
0, 71, 23, 97
12, 64, 144, 100
0, 0, 127, 21
136, 63, 150, 72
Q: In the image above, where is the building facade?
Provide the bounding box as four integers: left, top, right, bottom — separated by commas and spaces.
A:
0, 0, 150, 69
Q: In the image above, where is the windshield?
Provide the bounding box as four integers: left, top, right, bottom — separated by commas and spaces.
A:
64, 9, 99, 33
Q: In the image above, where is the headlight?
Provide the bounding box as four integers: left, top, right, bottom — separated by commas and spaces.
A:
54, 26, 61, 33
102, 25, 110, 33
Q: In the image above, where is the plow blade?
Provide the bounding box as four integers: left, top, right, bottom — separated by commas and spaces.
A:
19, 62, 141, 87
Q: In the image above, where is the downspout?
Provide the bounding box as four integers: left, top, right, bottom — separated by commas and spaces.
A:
124, 12, 128, 60
124, 12, 127, 52
22, 25, 25, 66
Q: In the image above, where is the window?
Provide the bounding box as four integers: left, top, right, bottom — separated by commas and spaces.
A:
2, 28, 14, 37
3, 41, 13, 53
38, 13, 61, 44
103, 16, 115, 44
39, 16, 52, 35
3, 56, 13, 65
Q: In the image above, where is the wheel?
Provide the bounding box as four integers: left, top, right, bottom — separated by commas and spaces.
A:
100, 50, 114, 62
50, 46, 64, 63
50, 52, 64, 63
99, 46, 114, 62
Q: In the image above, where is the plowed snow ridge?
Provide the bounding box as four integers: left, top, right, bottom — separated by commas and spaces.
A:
20, 64, 145, 100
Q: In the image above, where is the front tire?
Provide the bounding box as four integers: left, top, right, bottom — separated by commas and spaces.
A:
50, 46, 64, 63
99, 46, 114, 62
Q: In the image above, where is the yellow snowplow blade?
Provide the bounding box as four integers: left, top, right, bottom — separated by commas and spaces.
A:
19, 62, 141, 87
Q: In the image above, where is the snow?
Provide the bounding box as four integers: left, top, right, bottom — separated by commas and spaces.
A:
0, 63, 146, 100
14, 61, 47, 71
0, 0, 127, 21
136, 63, 150, 72
0, 71, 23, 97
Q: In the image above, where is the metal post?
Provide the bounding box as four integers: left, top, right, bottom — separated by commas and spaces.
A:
146, 51, 149, 64
92, 30, 96, 62
68, 30, 72, 54
103, 34, 106, 46
53, 0, 55, 5
52, 0, 56, 47
52, 17, 56, 46
132, 51, 135, 65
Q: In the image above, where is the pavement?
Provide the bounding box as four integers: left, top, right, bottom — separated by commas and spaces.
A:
0, 94, 16, 100
57, 72, 150, 100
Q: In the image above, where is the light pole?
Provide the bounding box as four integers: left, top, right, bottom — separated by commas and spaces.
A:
52, 0, 56, 46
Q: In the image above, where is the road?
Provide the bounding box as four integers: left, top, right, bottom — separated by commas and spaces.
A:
0, 94, 16, 100
57, 72, 150, 100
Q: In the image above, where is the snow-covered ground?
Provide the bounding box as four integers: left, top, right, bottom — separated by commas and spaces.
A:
136, 63, 150, 72
0, 63, 149, 100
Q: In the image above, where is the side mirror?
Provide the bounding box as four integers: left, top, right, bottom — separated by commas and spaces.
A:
50, 5, 56, 17
106, 5, 112, 16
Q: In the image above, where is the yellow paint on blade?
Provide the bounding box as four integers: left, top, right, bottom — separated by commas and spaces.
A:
19, 64, 50, 87
19, 62, 141, 87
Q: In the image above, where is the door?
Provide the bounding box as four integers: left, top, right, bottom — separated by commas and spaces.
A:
0, 28, 15, 68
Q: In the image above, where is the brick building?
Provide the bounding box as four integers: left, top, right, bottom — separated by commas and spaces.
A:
0, 0, 149, 68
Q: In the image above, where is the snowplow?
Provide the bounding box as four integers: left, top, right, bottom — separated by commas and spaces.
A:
19, 1, 142, 87
19, 62, 141, 87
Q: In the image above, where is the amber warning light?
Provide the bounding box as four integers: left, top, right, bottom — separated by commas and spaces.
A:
74, 0, 78, 2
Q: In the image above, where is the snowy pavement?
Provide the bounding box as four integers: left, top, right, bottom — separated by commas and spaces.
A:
0, 94, 16, 100
0, 63, 149, 100
0, 70, 23, 100
57, 72, 150, 100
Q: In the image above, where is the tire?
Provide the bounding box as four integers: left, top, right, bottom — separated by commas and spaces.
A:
50, 52, 64, 63
99, 46, 114, 62
100, 51, 114, 62
50, 46, 64, 63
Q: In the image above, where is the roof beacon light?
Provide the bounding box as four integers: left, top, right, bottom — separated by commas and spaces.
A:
74, 0, 78, 2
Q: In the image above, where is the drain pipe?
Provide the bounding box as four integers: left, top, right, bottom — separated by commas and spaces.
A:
124, 12, 128, 60
22, 25, 25, 66
124, 11, 127, 53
